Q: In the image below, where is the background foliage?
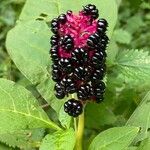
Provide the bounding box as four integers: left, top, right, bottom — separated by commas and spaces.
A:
0, 0, 150, 149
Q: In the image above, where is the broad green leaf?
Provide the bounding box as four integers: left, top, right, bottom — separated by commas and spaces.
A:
126, 91, 150, 142
137, 138, 150, 150
0, 78, 61, 134
89, 126, 139, 150
58, 104, 71, 129
115, 49, 150, 85
19, 0, 117, 37
40, 128, 75, 150
6, 20, 64, 113
0, 129, 45, 149
113, 29, 132, 44
85, 103, 117, 128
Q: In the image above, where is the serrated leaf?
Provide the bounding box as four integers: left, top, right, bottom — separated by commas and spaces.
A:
115, 49, 150, 84
0, 78, 61, 134
58, 104, 71, 129
113, 29, 132, 44
40, 128, 75, 150
0, 129, 45, 149
126, 91, 150, 142
89, 126, 139, 150
19, 0, 117, 37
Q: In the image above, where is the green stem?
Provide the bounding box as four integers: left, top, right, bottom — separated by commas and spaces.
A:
75, 110, 84, 150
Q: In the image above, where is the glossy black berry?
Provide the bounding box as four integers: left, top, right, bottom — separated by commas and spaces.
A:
97, 19, 108, 34
60, 35, 74, 52
87, 33, 100, 48
95, 94, 104, 103
50, 46, 59, 62
50, 34, 59, 46
64, 99, 83, 117
58, 14, 67, 24
74, 66, 90, 80
51, 64, 62, 82
92, 65, 106, 81
77, 84, 91, 100
58, 58, 72, 73
71, 48, 88, 64
100, 34, 109, 47
51, 18, 59, 34
67, 10, 72, 15
82, 4, 99, 19
92, 81, 106, 93
92, 51, 107, 66
55, 91, 65, 99
54, 82, 65, 99
60, 77, 76, 94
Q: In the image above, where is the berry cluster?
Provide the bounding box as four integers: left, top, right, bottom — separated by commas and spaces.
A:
50, 4, 108, 117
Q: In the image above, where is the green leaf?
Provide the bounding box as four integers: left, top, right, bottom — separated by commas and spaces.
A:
40, 128, 75, 150
106, 38, 119, 66
0, 129, 45, 149
58, 104, 71, 129
89, 126, 139, 150
137, 138, 150, 150
0, 143, 13, 150
19, 0, 117, 37
126, 147, 137, 150
126, 91, 150, 142
125, 15, 144, 34
6, 20, 64, 113
113, 29, 132, 44
85, 103, 117, 128
0, 78, 61, 134
115, 49, 150, 85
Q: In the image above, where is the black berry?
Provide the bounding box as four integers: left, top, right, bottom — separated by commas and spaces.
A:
60, 35, 74, 52
51, 18, 59, 34
82, 4, 99, 19
97, 19, 108, 34
58, 58, 72, 73
50, 45, 59, 62
51, 64, 62, 82
54, 82, 65, 99
58, 14, 67, 24
74, 66, 90, 80
71, 48, 88, 64
64, 99, 83, 117
50, 34, 59, 46
92, 51, 107, 66
87, 33, 100, 48
77, 84, 91, 100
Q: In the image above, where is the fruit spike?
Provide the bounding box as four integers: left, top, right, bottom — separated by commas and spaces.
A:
50, 4, 108, 117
